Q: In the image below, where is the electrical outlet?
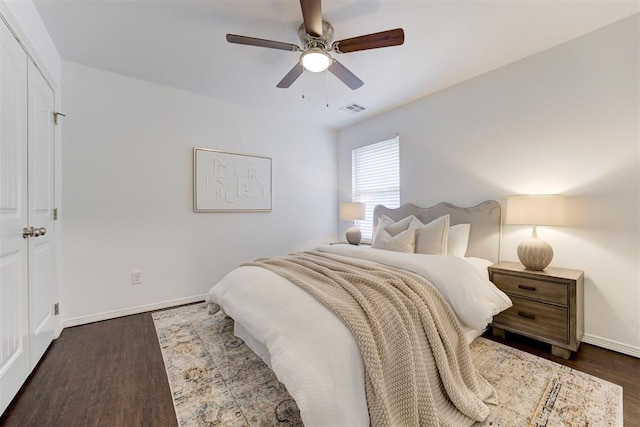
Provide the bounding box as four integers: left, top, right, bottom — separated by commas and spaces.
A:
131, 271, 142, 285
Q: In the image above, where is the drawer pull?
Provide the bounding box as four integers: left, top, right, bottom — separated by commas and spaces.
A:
518, 284, 537, 291
518, 311, 536, 320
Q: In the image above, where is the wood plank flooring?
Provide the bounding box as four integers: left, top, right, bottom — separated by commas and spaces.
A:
0, 313, 177, 427
1, 310, 638, 426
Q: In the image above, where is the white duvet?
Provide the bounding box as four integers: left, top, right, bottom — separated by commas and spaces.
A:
207, 245, 511, 427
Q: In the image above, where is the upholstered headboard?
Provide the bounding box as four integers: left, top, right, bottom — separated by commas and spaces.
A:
373, 201, 502, 263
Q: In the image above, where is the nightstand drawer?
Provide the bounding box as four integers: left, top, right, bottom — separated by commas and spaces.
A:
493, 296, 568, 343
492, 272, 568, 305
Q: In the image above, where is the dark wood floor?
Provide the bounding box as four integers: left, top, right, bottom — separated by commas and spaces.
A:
0, 313, 177, 427
1, 311, 638, 426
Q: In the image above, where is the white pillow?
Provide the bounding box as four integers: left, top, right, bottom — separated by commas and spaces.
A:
448, 223, 471, 257
372, 215, 420, 253
414, 215, 450, 255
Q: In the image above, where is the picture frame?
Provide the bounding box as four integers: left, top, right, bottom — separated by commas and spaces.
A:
193, 147, 272, 212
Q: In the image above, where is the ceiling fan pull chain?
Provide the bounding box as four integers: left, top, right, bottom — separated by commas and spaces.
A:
325, 70, 329, 108
302, 69, 306, 99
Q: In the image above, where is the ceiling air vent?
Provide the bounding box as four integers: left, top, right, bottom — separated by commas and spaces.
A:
340, 103, 368, 114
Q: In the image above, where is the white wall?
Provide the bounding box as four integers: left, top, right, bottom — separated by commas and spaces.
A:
337, 15, 640, 356
61, 62, 337, 326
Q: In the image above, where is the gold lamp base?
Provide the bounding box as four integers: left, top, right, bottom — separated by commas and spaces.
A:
517, 226, 553, 271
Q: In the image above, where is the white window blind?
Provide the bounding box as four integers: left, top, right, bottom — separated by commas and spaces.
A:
352, 137, 400, 241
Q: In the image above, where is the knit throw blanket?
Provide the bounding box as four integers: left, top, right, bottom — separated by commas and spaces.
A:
246, 251, 495, 427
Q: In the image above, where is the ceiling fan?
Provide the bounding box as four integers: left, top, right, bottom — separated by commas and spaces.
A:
226, 0, 405, 90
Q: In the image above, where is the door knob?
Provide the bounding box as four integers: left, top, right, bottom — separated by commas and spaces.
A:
22, 227, 34, 238
22, 226, 47, 238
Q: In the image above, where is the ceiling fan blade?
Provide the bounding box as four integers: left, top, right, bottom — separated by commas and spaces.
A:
277, 63, 304, 88
226, 34, 299, 52
328, 60, 364, 90
300, 0, 323, 37
332, 28, 404, 53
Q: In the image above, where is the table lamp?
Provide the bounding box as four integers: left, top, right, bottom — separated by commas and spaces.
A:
340, 202, 366, 245
506, 195, 565, 271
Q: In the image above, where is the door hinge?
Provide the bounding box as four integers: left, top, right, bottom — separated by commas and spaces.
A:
54, 302, 60, 316
54, 208, 58, 220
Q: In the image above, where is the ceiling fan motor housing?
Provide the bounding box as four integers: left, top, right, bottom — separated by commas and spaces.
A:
298, 20, 334, 50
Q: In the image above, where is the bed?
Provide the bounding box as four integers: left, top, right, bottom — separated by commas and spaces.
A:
207, 200, 511, 426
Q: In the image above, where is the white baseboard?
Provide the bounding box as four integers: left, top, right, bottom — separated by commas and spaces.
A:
583, 333, 640, 358
61, 294, 207, 329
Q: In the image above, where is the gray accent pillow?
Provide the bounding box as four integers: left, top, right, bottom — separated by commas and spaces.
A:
382, 215, 414, 237
372, 215, 420, 253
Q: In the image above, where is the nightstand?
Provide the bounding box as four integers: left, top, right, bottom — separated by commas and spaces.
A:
489, 261, 584, 359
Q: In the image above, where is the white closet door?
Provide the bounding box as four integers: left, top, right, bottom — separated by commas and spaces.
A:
0, 18, 29, 414
27, 60, 56, 368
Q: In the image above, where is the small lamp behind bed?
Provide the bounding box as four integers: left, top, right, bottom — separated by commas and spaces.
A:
340, 202, 366, 245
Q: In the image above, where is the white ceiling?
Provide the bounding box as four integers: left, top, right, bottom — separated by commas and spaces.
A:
33, 0, 638, 130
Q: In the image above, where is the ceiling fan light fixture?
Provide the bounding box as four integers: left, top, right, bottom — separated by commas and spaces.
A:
301, 48, 332, 72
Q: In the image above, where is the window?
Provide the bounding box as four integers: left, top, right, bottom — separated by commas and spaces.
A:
352, 136, 400, 241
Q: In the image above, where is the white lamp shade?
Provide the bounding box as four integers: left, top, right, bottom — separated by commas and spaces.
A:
340, 202, 366, 221
506, 195, 565, 226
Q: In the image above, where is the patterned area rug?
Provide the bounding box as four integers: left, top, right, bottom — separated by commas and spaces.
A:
152, 303, 622, 427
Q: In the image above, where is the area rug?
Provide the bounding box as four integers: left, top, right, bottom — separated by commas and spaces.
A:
152, 303, 623, 427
